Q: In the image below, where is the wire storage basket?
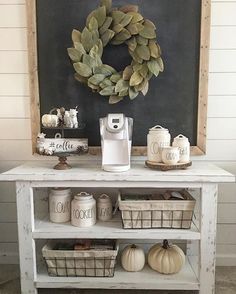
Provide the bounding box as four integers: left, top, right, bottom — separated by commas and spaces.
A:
118, 189, 196, 229
42, 240, 118, 277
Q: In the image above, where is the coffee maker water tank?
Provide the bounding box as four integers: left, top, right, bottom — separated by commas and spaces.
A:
100, 114, 133, 172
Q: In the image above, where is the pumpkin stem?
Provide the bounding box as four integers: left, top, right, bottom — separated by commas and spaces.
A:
162, 239, 169, 249
131, 244, 137, 249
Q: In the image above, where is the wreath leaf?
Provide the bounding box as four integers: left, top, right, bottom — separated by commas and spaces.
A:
72, 29, 81, 43
136, 45, 150, 61
109, 95, 124, 104
67, 48, 83, 62
99, 17, 113, 35
93, 6, 106, 27
88, 74, 106, 85
147, 59, 160, 77
73, 62, 92, 77
100, 0, 112, 14
99, 86, 115, 96
81, 28, 94, 52
130, 71, 143, 86
119, 5, 139, 13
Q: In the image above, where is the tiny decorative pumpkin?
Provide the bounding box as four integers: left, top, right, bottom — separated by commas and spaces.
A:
121, 244, 145, 272
42, 114, 59, 128
148, 240, 185, 274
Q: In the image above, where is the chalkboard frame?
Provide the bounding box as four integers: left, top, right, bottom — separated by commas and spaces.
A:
26, 0, 211, 156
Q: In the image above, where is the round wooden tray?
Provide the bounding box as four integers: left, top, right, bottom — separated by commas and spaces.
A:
145, 160, 192, 171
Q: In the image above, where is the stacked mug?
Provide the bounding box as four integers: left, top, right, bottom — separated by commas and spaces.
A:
147, 125, 190, 165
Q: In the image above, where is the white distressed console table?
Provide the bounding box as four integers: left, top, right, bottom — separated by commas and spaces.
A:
0, 161, 234, 294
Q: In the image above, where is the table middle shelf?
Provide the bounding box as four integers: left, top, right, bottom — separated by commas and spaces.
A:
33, 214, 200, 240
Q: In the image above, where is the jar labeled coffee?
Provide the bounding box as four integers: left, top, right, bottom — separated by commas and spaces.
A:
71, 192, 96, 227
147, 125, 171, 163
49, 188, 71, 223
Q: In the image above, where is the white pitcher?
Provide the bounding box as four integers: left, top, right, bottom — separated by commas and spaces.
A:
147, 125, 171, 162
172, 134, 190, 163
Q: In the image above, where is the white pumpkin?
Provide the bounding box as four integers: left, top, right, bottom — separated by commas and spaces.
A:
42, 114, 59, 127
121, 244, 145, 272
148, 240, 185, 274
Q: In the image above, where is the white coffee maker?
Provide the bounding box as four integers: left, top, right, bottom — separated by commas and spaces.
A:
100, 113, 133, 172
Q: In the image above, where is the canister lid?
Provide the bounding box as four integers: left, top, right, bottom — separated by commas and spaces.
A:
74, 192, 93, 201
50, 188, 71, 195
173, 134, 189, 141
149, 125, 169, 133
97, 194, 112, 203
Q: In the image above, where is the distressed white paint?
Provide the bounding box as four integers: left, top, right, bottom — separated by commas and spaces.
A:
36, 263, 199, 290
0, 162, 234, 183
16, 182, 37, 294
0, 0, 236, 267
199, 184, 218, 294
2, 163, 232, 293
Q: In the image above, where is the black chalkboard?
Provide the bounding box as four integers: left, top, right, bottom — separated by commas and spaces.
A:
36, 0, 201, 146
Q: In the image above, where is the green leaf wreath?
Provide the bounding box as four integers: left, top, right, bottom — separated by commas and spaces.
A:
67, 0, 164, 104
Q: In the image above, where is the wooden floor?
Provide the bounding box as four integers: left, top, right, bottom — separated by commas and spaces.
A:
0, 265, 235, 294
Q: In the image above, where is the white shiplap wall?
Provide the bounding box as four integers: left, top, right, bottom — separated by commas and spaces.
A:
0, 0, 236, 265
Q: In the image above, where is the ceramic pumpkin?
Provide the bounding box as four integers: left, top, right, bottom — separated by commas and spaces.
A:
121, 244, 145, 272
148, 240, 185, 274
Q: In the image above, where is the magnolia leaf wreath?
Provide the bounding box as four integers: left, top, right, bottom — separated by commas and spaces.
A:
67, 0, 164, 104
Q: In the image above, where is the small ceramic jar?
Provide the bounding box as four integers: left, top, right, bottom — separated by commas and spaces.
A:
172, 134, 190, 163
97, 194, 113, 221
147, 125, 171, 163
49, 188, 71, 223
71, 192, 96, 227
162, 147, 180, 165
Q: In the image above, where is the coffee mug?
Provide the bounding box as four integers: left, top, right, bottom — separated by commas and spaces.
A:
161, 147, 180, 165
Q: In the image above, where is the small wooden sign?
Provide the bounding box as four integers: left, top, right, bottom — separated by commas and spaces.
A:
36, 138, 88, 156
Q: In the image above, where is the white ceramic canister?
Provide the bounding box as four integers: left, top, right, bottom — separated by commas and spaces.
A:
71, 192, 96, 227
49, 188, 71, 223
162, 146, 180, 165
172, 134, 190, 163
97, 194, 113, 221
147, 125, 171, 162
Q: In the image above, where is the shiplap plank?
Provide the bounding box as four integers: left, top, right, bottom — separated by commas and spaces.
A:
211, 27, 236, 49
209, 73, 236, 95
0, 203, 16, 222
0, 74, 29, 96
0, 51, 28, 73
207, 118, 236, 139
217, 224, 236, 244
217, 244, 236, 257
205, 140, 236, 160
0, 182, 16, 202
0, 4, 26, 27
208, 96, 236, 118
0, 118, 31, 139
0, 97, 30, 118
211, 3, 236, 26
0, 223, 17, 242
209, 50, 236, 72
218, 203, 236, 224
0, 28, 27, 50
0, 140, 33, 161
219, 183, 236, 203
0, 0, 24, 3
0, 243, 18, 264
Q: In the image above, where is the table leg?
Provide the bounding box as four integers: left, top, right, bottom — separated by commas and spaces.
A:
16, 182, 37, 294
199, 183, 218, 294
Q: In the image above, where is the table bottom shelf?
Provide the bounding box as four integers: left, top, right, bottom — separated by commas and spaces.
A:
36, 258, 199, 290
